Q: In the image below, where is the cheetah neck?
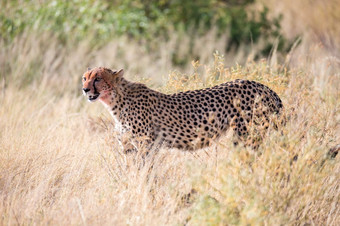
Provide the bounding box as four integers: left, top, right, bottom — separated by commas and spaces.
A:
99, 78, 132, 120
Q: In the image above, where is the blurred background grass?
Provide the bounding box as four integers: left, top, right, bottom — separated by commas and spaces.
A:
1, 0, 339, 86
0, 0, 339, 225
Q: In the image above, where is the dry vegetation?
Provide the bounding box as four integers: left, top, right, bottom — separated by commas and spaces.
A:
1, 1, 340, 225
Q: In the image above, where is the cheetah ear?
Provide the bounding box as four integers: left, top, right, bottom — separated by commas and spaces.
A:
115, 69, 124, 78
106, 68, 124, 84
87, 67, 91, 71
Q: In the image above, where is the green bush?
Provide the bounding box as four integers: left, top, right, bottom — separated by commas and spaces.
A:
0, 0, 297, 63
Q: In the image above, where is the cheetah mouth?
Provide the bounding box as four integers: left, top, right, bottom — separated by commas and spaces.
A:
88, 94, 100, 102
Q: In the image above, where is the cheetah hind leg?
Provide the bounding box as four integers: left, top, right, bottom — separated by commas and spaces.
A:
230, 120, 263, 150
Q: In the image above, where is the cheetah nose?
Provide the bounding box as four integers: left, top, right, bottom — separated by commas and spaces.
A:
83, 88, 90, 93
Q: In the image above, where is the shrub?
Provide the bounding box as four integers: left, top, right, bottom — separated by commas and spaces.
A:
0, 0, 296, 64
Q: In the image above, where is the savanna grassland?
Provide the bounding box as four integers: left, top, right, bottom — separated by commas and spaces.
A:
0, 0, 339, 225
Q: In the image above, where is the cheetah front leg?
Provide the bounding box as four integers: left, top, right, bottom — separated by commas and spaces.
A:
117, 131, 138, 154
118, 131, 156, 157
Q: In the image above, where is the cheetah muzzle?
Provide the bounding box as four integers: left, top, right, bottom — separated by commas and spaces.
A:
82, 67, 284, 151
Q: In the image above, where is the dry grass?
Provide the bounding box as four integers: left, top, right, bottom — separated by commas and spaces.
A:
262, 0, 340, 54
1, 5, 340, 224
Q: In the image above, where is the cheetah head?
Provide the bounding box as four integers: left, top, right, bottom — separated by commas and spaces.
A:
82, 67, 124, 102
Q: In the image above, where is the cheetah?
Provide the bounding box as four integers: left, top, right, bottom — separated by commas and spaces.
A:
82, 67, 283, 151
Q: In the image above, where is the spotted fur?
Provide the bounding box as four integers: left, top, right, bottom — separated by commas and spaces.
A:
82, 67, 283, 151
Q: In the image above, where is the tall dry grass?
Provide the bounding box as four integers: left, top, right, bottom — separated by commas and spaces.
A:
262, 0, 340, 55
0, 5, 340, 224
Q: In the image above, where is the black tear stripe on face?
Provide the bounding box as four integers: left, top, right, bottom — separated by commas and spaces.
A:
93, 73, 100, 95
93, 82, 99, 95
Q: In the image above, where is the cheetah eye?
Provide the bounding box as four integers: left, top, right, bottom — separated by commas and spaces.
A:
83, 77, 87, 82
94, 77, 101, 82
